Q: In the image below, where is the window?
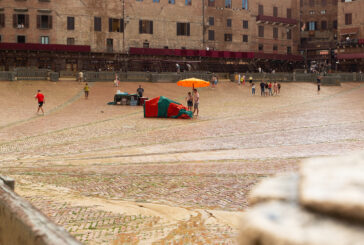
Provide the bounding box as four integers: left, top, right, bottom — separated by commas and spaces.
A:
94, 17, 101, 31
67, 17, 74, 30
258, 44, 263, 51
345, 13, 352, 25
321, 20, 327, 30
208, 17, 214, 26
242, 34, 248, 42
309, 10, 315, 15
17, 35, 26, 43
273, 27, 278, 39
208, 0, 215, 7
309, 21, 316, 30
143, 42, 149, 48
242, 0, 248, 9
168, 0, 175, 4
0, 14, 5, 28
320, 10, 326, 14
333, 20, 337, 29
309, 0, 315, 6
321, 0, 327, 5
109, 18, 124, 32
67, 37, 75, 45
153, 0, 159, 2
258, 5, 264, 15
40, 36, 49, 44
13, 14, 29, 29
273, 7, 278, 17
227, 19, 232, 27
287, 8, 292, 19
243, 20, 248, 29
208, 30, 214, 40
177, 22, 190, 36
287, 46, 292, 54
37, 15, 52, 29
258, 26, 264, 37
225, 0, 231, 8
185, 0, 191, 5
224, 33, 232, 42
273, 45, 278, 51
106, 38, 113, 52
139, 20, 153, 34
287, 29, 292, 39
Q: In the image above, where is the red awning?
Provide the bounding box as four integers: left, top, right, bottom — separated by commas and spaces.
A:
337, 53, 364, 60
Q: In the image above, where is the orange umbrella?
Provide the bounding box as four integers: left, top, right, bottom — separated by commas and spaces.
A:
177, 78, 210, 89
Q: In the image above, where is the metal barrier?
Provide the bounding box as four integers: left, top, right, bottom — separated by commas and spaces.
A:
0, 71, 15, 81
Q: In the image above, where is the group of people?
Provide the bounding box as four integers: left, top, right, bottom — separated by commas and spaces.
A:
186, 89, 199, 117
257, 81, 281, 96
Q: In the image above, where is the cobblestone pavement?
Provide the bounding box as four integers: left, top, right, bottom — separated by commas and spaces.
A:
1, 81, 363, 244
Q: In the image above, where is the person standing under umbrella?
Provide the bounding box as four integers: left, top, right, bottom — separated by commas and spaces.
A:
193, 88, 199, 117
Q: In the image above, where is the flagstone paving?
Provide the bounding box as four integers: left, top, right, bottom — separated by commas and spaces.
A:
0, 81, 363, 244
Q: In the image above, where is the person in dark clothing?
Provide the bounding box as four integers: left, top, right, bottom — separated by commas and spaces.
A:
317, 76, 321, 94
137, 85, 144, 97
260, 82, 265, 96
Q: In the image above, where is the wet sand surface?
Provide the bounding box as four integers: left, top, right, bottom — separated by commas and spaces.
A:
1, 80, 363, 244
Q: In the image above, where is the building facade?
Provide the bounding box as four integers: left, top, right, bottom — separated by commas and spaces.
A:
298, 0, 338, 71
0, 0, 302, 72
337, 0, 364, 72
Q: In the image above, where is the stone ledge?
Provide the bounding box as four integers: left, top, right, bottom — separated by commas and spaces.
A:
299, 152, 364, 223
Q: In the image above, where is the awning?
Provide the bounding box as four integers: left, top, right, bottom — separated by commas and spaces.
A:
337, 53, 364, 60
339, 27, 359, 35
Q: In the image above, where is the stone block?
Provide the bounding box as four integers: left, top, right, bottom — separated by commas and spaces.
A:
299, 152, 364, 222
249, 174, 299, 205
239, 201, 364, 245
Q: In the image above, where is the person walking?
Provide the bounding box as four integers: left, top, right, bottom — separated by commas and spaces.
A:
35, 90, 45, 114
278, 83, 281, 94
78, 71, 83, 83
260, 81, 265, 96
252, 82, 256, 95
84, 83, 89, 99
137, 85, 144, 97
317, 75, 321, 94
241, 75, 246, 85
193, 88, 199, 117
265, 82, 269, 96
186, 92, 193, 111
249, 76, 253, 84
273, 82, 278, 95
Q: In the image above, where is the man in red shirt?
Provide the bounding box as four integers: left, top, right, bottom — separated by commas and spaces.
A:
35, 90, 45, 114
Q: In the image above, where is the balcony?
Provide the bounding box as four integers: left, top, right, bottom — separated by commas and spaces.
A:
256, 15, 297, 26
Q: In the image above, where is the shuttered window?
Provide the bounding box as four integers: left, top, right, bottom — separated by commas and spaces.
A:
37, 15, 52, 29
94, 17, 101, 31
67, 17, 74, 30
109, 18, 124, 32
177, 22, 190, 36
0, 14, 5, 28
139, 20, 153, 34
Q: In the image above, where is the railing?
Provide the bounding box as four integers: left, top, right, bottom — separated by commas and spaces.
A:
0, 43, 91, 52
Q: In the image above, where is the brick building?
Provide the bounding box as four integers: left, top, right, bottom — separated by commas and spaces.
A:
298, 0, 338, 71
337, 0, 364, 72
0, 0, 302, 72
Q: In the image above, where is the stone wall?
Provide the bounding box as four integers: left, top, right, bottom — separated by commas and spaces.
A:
239, 152, 364, 245
0, 177, 81, 245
